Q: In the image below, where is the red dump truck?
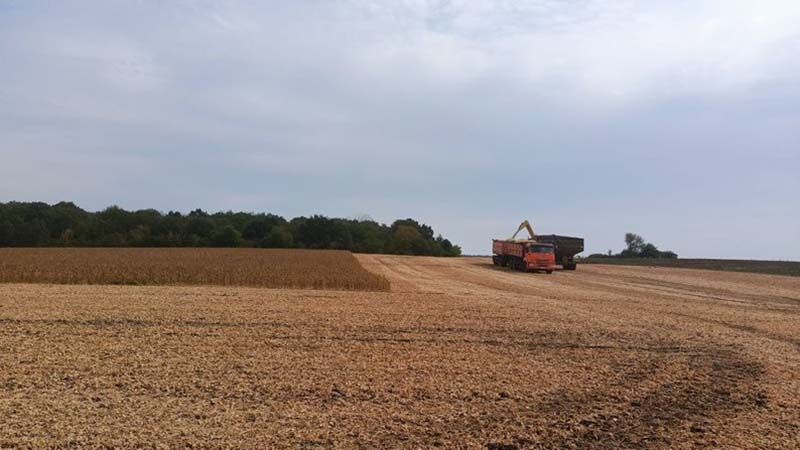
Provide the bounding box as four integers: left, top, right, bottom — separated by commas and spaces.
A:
492, 221, 584, 273
492, 239, 557, 273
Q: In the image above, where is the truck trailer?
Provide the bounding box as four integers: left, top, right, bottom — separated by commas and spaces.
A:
534, 234, 584, 270
492, 221, 585, 272
492, 239, 557, 273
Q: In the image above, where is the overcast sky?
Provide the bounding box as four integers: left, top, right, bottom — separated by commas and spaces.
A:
1, 0, 798, 258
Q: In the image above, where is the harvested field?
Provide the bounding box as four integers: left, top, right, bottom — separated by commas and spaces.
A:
1, 255, 799, 449
582, 257, 800, 277
0, 248, 389, 291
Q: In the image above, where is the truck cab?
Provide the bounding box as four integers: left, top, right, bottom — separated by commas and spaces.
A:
526, 243, 556, 273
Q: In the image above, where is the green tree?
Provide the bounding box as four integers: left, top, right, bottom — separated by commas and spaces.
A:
243, 220, 270, 241
185, 217, 216, 244
212, 226, 242, 247
128, 225, 152, 246
624, 233, 645, 255
292, 216, 352, 250
619, 233, 677, 259
261, 226, 293, 248
60, 229, 75, 246
18, 219, 49, 246
436, 236, 461, 256
243, 215, 286, 242
0, 202, 462, 256
390, 225, 423, 255
0, 221, 13, 246
640, 243, 661, 258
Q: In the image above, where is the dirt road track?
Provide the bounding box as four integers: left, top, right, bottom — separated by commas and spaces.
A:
1, 256, 798, 449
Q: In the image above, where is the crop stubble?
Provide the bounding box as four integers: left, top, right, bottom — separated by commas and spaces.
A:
0, 254, 799, 449
0, 248, 389, 291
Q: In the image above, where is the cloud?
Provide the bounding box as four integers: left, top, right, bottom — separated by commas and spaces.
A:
0, 0, 798, 258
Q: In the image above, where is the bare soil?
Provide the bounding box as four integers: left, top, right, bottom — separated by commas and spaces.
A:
1, 255, 798, 449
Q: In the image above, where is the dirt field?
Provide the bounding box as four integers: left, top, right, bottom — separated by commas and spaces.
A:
1, 255, 798, 449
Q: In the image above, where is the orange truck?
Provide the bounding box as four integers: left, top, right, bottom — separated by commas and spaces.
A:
492, 221, 584, 273
492, 239, 557, 273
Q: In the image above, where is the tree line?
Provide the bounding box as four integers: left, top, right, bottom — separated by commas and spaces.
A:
588, 232, 678, 259
0, 202, 461, 256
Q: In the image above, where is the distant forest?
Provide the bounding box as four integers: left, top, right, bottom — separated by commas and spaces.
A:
0, 202, 461, 256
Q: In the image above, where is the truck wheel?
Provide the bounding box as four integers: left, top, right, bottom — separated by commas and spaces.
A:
546, 270, 553, 274
564, 263, 577, 271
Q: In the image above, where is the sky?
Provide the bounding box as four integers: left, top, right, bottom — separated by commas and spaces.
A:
0, 0, 798, 259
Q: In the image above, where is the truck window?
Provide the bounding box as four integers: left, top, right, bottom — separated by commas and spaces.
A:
531, 245, 554, 254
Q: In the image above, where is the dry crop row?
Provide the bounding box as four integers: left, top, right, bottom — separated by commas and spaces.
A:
0, 248, 390, 291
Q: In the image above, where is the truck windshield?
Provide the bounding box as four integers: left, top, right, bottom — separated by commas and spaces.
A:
531, 245, 554, 254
